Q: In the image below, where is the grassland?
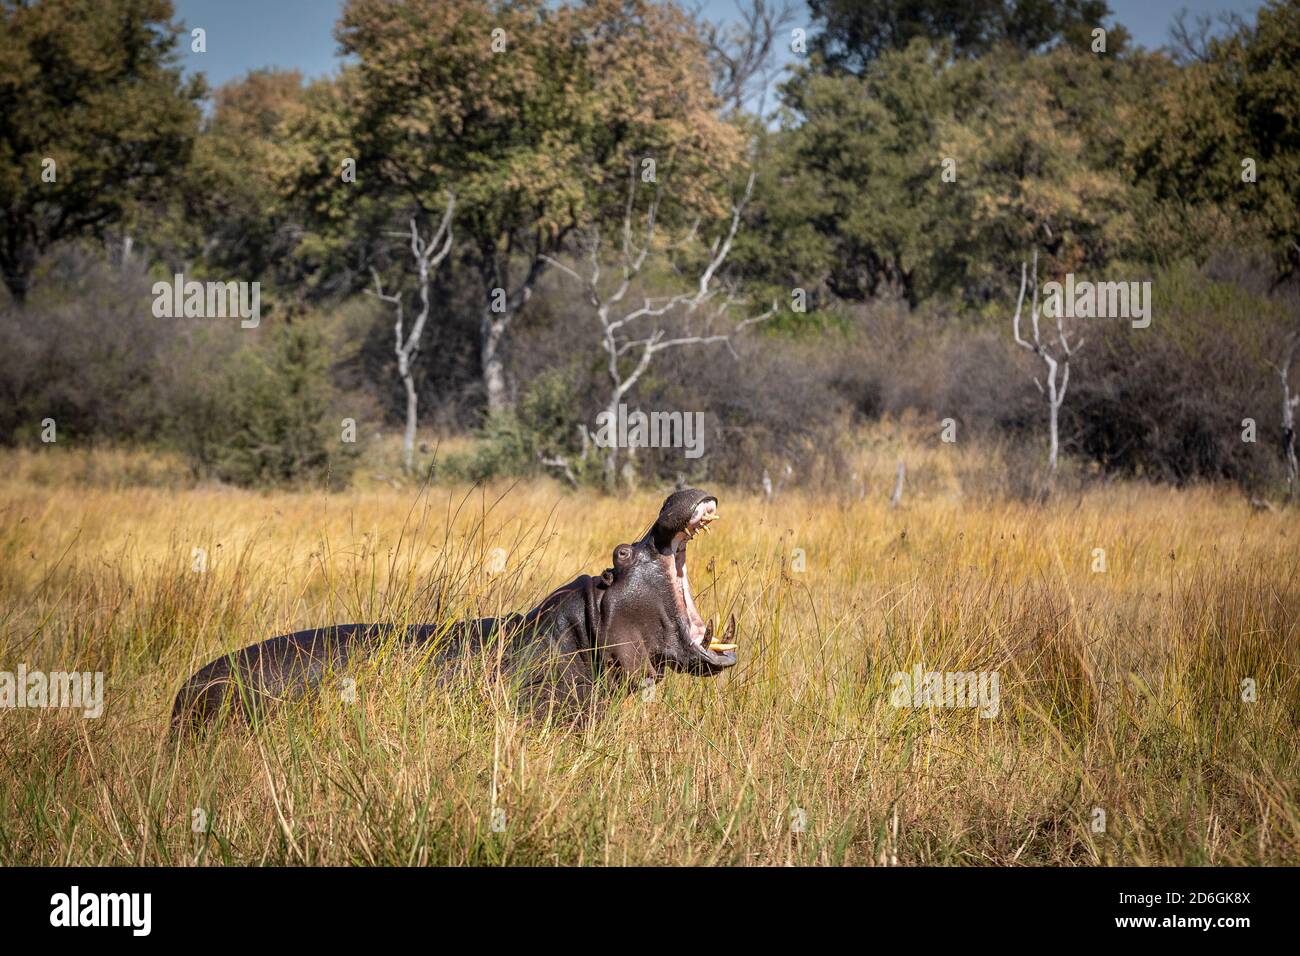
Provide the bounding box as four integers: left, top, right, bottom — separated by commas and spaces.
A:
1, 440, 1297, 866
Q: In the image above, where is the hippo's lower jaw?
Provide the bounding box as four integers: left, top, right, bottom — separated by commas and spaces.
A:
666, 618, 739, 677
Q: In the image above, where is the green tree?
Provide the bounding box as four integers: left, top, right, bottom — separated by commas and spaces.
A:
188, 69, 309, 290
0, 0, 203, 301
933, 49, 1135, 300
754, 39, 1147, 307
330, 0, 742, 413
807, 0, 1123, 72
770, 42, 952, 304
1129, 0, 1300, 273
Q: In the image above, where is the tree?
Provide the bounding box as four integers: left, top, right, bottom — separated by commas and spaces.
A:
543, 165, 775, 486
807, 0, 1121, 73
696, 0, 796, 116
1130, 0, 1300, 275
189, 69, 309, 289
207, 317, 359, 490
769, 42, 951, 304
1011, 250, 1082, 482
763, 41, 1140, 307
0, 0, 203, 302
365, 195, 456, 474
335, 0, 741, 413
933, 49, 1135, 301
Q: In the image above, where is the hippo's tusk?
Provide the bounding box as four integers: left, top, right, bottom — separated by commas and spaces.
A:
708, 614, 737, 651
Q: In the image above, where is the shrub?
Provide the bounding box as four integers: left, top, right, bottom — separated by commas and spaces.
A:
0, 247, 176, 445
444, 368, 600, 485
170, 317, 360, 489
1063, 262, 1288, 487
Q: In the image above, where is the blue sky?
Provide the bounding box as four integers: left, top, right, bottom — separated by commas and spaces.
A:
174, 0, 1267, 93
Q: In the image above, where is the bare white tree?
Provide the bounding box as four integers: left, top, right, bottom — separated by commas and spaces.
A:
889, 461, 906, 508
1271, 330, 1300, 497
761, 463, 792, 500
366, 192, 455, 474
1011, 250, 1082, 481
543, 166, 776, 486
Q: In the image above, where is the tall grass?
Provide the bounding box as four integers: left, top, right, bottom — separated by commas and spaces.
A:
0, 446, 1296, 865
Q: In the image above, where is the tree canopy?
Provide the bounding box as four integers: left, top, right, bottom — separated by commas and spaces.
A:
0, 0, 202, 301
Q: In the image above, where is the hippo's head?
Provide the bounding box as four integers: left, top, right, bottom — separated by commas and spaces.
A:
596, 489, 738, 680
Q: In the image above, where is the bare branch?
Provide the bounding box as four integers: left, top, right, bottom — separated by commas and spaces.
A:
539, 253, 590, 289
1011, 259, 1034, 353
696, 0, 795, 115
545, 165, 771, 485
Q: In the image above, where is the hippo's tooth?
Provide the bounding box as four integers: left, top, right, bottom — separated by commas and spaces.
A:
702, 619, 714, 645
706, 616, 737, 651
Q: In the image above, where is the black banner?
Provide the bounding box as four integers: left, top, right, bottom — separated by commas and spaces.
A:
0, 866, 1284, 943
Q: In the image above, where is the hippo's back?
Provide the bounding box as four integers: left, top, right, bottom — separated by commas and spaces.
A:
170, 622, 463, 731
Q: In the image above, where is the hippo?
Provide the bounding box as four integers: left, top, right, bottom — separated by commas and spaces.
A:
171, 488, 738, 731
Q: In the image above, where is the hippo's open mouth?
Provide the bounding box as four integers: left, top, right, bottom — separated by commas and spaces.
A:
669, 498, 737, 673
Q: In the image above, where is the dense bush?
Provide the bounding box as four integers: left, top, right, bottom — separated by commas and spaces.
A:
819, 262, 1296, 490
0, 249, 176, 445
479, 306, 847, 491
1063, 262, 1290, 487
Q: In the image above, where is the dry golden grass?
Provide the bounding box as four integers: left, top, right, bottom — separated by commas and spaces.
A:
1, 441, 1297, 865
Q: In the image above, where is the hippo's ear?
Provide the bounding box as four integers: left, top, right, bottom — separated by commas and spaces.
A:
593, 545, 633, 592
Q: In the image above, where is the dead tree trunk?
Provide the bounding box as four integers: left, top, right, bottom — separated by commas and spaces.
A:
1011, 250, 1082, 489
480, 315, 510, 414
478, 247, 552, 415
367, 194, 455, 474
1274, 332, 1299, 498
890, 461, 905, 508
